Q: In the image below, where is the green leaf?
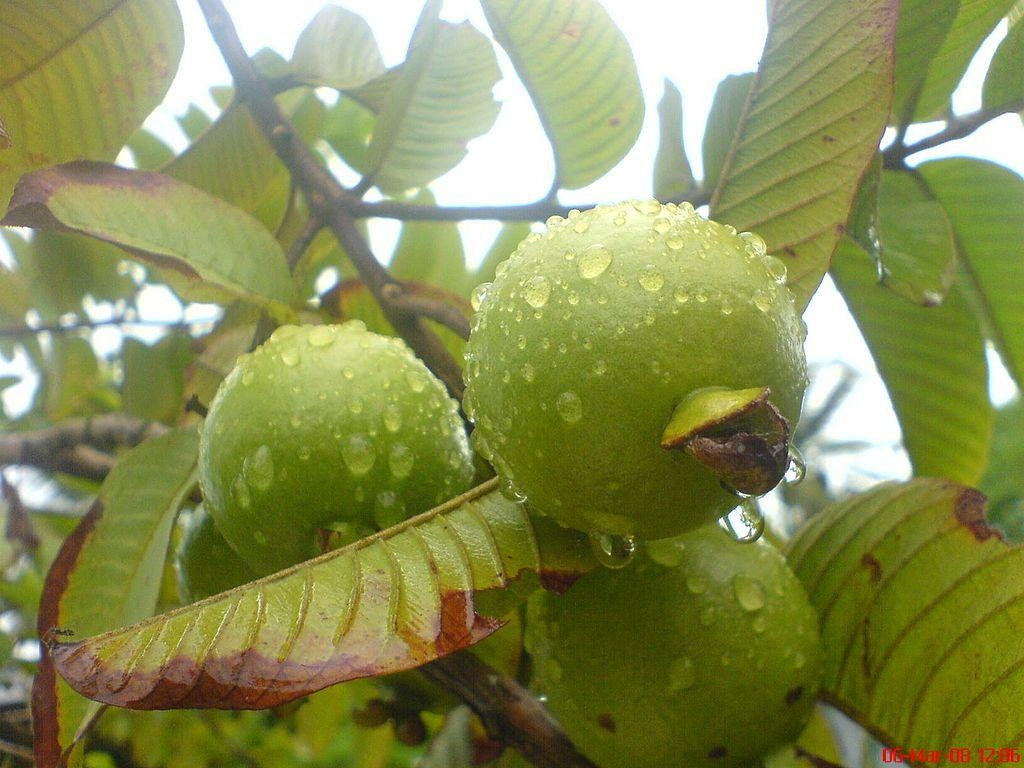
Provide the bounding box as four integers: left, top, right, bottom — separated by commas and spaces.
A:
33, 427, 199, 768
979, 399, 1024, 542
983, 11, 1024, 111
889, 0, 959, 127
122, 334, 193, 425
164, 89, 325, 233
830, 238, 992, 485
181, 322, 257, 415
323, 97, 378, 176
874, 170, 958, 306
363, 5, 501, 194
482, 0, 644, 190
44, 337, 105, 422
0, 0, 184, 209
472, 222, 533, 288
701, 74, 754, 192
912, 0, 1017, 121
1, 162, 293, 315
289, 5, 386, 90
918, 158, 1024, 386
390, 191, 471, 294
787, 478, 1024, 753
48, 483, 594, 710
653, 80, 696, 201
709, 0, 899, 311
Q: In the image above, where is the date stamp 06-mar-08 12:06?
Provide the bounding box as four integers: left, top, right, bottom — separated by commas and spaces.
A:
881, 747, 1023, 764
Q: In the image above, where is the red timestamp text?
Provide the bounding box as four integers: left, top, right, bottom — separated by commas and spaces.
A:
880, 746, 1022, 764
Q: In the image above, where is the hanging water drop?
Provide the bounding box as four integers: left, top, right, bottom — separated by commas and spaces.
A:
719, 498, 765, 543
589, 532, 636, 569
784, 445, 806, 485
471, 282, 491, 311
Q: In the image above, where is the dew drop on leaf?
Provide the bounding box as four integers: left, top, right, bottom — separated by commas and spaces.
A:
589, 532, 636, 569
719, 498, 765, 544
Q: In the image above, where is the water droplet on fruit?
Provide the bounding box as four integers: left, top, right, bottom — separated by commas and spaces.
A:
389, 443, 414, 478
793, 651, 806, 670
406, 371, 426, 392
290, 414, 302, 428
592, 359, 607, 375
523, 276, 551, 308
668, 656, 696, 692
307, 326, 334, 348
753, 289, 773, 313
766, 255, 788, 284
382, 403, 403, 433
638, 265, 664, 292
613, 212, 627, 226
555, 391, 582, 423
740, 231, 767, 257
572, 218, 590, 234
243, 445, 274, 492
589, 532, 636, 569
520, 363, 535, 382
752, 615, 767, 633
280, 347, 299, 367
699, 606, 716, 626
733, 574, 766, 611
499, 476, 527, 502
577, 245, 612, 279
674, 288, 690, 304
348, 397, 364, 415
784, 445, 806, 485
647, 539, 684, 567
374, 490, 406, 529
719, 498, 765, 543
232, 476, 252, 509
652, 216, 671, 234
633, 200, 662, 216
546, 214, 563, 228
471, 282, 491, 311
666, 234, 684, 250
241, 370, 254, 386
297, 446, 311, 460
342, 434, 375, 475
686, 574, 708, 594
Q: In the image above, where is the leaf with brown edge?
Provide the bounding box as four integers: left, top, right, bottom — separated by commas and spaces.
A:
33, 426, 200, 768
1, 162, 292, 316
709, 0, 898, 311
787, 479, 1024, 753
48, 481, 595, 711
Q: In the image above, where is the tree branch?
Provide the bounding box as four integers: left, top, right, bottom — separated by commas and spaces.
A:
347, 192, 711, 223
423, 652, 598, 768
883, 99, 1024, 168
195, 0, 466, 400
0, 414, 168, 478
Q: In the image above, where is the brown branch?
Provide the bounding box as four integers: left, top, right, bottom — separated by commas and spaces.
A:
381, 283, 471, 340
195, 0, 465, 400
883, 99, 1024, 168
0, 414, 168, 478
423, 652, 598, 768
284, 214, 324, 272
348, 192, 711, 222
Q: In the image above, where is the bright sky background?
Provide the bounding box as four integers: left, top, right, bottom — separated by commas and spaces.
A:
7, 1, 1024, 493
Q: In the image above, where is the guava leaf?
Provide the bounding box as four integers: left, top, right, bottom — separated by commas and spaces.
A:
164, 89, 325, 233
363, 4, 501, 194
787, 478, 1024, 755
983, 10, 1024, 112
33, 427, 199, 768
653, 80, 696, 201
979, 399, 1024, 543
122, 334, 193, 425
918, 158, 1024, 387
289, 5, 387, 90
709, 0, 898, 311
910, 0, 1017, 122
701, 74, 755, 193
481, 0, 644, 190
389, 190, 472, 295
47, 484, 594, 710
830, 238, 991, 486
1, 162, 293, 315
872, 170, 958, 306
472, 222, 533, 288
889, 0, 959, 127
0, 0, 183, 209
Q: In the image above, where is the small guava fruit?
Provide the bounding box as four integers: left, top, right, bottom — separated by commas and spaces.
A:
525, 524, 823, 768
199, 321, 475, 575
174, 505, 257, 603
463, 200, 807, 539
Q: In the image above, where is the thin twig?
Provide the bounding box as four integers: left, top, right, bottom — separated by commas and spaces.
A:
284, 215, 324, 272
423, 652, 598, 768
0, 736, 34, 761
883, 99, 1024, 168
381, 283, 471, 340
348, 192, 710, 222
195, 0, 466, 400
0, 414, 168, 477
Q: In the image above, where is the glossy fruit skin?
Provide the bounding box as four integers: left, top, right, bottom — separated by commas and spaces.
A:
525, 525, 823, 768
463, 200, 807, 539
199, 321, 475, 575
174, 505, 257, 603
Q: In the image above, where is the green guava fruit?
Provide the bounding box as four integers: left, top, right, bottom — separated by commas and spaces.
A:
463, 200, 807, 539
199, 321, 475, 575
525, 524, 823, 767
174, 505, 257, 603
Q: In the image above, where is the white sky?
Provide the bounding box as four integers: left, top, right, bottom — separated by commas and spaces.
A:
6, 1, 1024, 491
